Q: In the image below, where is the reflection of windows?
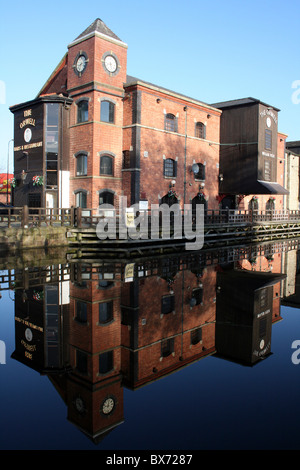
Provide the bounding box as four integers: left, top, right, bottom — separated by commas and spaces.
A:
100, 155, 113, 175
123, 150, 130, 169
163, 158, 177, 177
192, 287, 203, 305
195, 122, 206, 139
75, 191, 87, 208
161, 338, 174, 357
75, 301, 87, 323
77, 100, 88, 123
161, 295, 175, 314
265, 129, 272, 150
99, 301, 113, 324
76, 153, 87, 176
165, 113, 177, 132
194, 162, 205, 180
100, 100, 115, 123
259, 317, 267, 338
76, 350, 88, 374
191, 328, 202, 345
99, 351, 113, 374
98, 272, 114, 288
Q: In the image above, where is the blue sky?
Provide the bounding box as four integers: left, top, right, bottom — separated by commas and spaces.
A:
1, 0, 299, 174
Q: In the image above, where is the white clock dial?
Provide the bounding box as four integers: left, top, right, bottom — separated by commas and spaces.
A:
266, 117, 271, 128
102, 397, 115, 414
104, 55, 117, 73
76, 55, 86, 72
25, 328, 33, 342
24, 128, 32, 143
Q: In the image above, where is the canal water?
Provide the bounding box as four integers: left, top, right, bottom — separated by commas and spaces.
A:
0, 240, 299, 450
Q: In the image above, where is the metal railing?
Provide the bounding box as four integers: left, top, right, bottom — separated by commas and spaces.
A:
1, 206, 300, 229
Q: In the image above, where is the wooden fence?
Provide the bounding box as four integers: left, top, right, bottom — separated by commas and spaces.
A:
1, 206, 300, 229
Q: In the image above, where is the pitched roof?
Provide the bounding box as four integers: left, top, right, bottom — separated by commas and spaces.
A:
74, 18, 121, 42
212, 97, 280, 112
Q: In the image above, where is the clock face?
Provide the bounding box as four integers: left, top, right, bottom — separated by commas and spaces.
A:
266, 117, 271, 128
24, 128, 32, 143
76, 55, 87, 73
25, 328, 33, 342
104, 55, 117, 73
102, 397, 115, 415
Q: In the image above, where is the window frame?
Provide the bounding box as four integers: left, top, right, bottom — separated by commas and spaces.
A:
165, 113, 177, 132
100, 155, 114, 176
76, 153, 88, 176
195, 122, 206, 139
163, 158, 177, 178
77, 99, 89, 124
100, 100, 115, 124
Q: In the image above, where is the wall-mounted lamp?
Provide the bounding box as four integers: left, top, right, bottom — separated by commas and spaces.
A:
156, 98, 161, 103
21, 170, 27, 182
189, 297, 197, 309
183, 106, 187, 111
207, 114, 211, 119
219, 174, 224, 182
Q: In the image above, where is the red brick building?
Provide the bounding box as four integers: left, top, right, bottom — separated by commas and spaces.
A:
9, 18, 288, 214
9, 19, 221, 212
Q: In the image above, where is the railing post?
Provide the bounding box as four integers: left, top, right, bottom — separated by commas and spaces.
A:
22, 205, 28, 228
77, 207, 82, 228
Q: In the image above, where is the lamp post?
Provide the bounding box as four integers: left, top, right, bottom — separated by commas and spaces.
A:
7, 139, 13, 204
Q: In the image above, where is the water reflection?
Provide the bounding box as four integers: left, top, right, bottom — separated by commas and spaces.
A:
1, 239, 299, 444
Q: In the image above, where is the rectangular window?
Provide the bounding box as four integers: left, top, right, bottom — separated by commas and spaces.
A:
101, 101, 115, 123
75, 191, 87, 208
264, 160, 272, 181
76, 350, 88, 374
161, 338, 174, 357
99, 301, 113, 324
265, 129, 272, 150
191, 328, 202, 345
259, 317, 267, 338
75, 301, 87, 323
99, 351, 113, 374
161, 295, 175, 314
28, 193, 41, 208
76, 154, 87, 176
164, 159, 177, 177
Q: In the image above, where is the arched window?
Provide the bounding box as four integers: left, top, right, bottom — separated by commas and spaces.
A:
76, 153, 87, 176
100, 155, 113, 176
193, 162, 205, 180
75, 190, 87, 208
77, 100, 88, 123
165, 113, 177, 132
195, 122, 206, 139
163, 158, 177, 177
100, 100, 115, 123
99, 190, 114, 206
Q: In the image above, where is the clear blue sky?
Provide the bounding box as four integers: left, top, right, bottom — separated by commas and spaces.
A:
1, 0, 299, 173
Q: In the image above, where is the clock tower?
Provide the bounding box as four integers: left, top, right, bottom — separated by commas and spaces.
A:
67, 19, 128, 209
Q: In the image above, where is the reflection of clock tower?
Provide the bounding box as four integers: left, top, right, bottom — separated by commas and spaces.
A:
67, 18, 128, 208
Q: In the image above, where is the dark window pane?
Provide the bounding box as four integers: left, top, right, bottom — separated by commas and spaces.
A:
259, 317, 267, 338
77, 101, 88, 123
99, 191, 114, 206
164, 158, 175, 177
101, 101, 115, 123
265, 129, 272, 150
100, 156, 113, 175
195, 122, 205, 138
161, 338, 174, 357
75, 191, 87, 208
161, 295, 175, 314
99, 350, 113, 374
76, 301, 87, 323
76, 154, 87, 176
191, 328, 202, 345
76, 350, 88, 374
99, 301, 113, 324
165, 113, 176, 132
